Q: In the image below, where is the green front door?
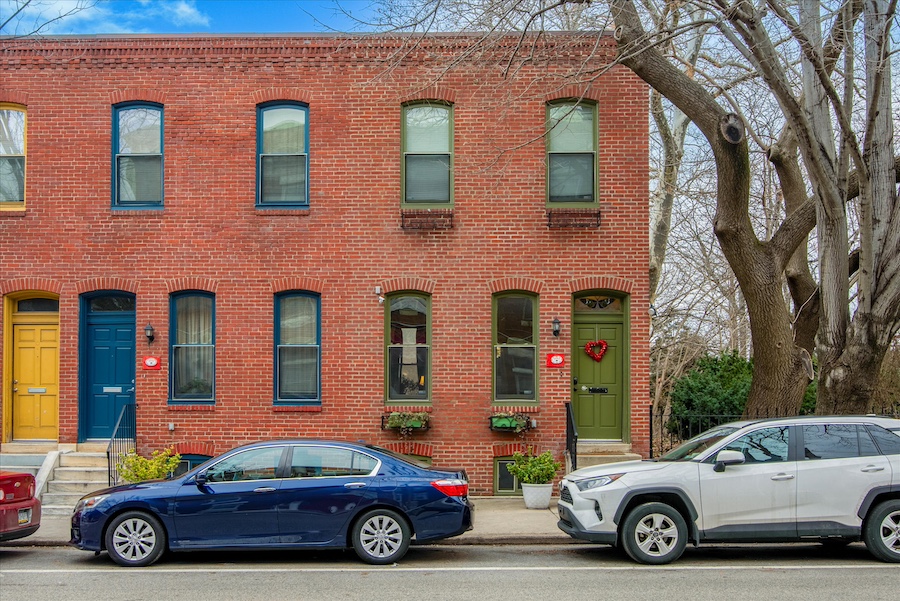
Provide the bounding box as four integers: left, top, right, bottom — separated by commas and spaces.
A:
572, 321, 624, 440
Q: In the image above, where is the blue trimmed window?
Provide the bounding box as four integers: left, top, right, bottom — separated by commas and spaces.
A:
493, 293, 537, 402
170, 292, 215, 403
547, 101, 597, 203
275, 292, 320, 404
113, 103, 163, 207
402, 102, 452, 205
257, 103, 309, 207
0, 104, 26, 205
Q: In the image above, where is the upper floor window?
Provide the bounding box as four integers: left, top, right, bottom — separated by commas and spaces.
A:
547, 101, 596, 203
386, 294, 430, 401
171, 292, 215, 403
258, 103, 308, 207
494, 293, 537, 402
402, 103, 452, 205
275, 292, 320, 404
113, 103, 163, 207
0, 104, 26, 206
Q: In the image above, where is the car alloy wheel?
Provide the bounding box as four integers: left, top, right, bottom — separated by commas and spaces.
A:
104, 511, 166, 567
621, 502, 687, 565
352, 509, 410, 565
864, 500, 900, 563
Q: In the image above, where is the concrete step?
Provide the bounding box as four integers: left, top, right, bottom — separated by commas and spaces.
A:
54, 465, 108, 481
0, 453, 45, 476
576, 453, 643, 467
59, 453, 107, 468
48, 479, 109, 494
0, 442, 56, 454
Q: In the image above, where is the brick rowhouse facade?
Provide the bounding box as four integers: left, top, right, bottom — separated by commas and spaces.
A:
0, 33, 649, 494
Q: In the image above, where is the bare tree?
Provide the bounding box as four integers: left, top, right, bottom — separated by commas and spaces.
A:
0, 0, 95, 37
366, 0, 900, 415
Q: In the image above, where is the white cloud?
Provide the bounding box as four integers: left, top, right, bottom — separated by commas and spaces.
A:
1, 0, 212, 35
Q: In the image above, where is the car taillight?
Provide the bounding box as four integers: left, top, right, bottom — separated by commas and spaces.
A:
432, 479, 468, 497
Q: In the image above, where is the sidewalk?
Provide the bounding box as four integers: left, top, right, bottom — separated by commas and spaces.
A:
3, 497, 577, 547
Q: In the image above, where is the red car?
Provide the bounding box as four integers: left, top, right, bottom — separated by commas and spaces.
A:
0, 471, 41, 542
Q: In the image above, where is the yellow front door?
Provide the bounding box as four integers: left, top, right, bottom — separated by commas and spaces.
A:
12, 324, 59, 440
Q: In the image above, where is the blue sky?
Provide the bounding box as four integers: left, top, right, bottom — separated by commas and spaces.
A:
2, 0, 380, 35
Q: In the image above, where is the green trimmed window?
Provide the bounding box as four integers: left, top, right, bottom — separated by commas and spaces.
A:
402, 103, 452, 205
547, 101, 596, 203
113, 103, 163, 207
170, 292, 215, 403
386, 294, 430, 401
0, 104, 26, 205
494, 457, 521, 495
258, 103, 308, 207
493, 293, 537, 401
275, 292, 320, 404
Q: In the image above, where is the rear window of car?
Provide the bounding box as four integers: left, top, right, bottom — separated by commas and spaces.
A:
866, 425, 900, 455
367, 445, 431, 469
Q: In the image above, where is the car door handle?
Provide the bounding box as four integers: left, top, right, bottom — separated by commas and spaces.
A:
861, 466, 885, 473
344, 482, 367, 489
253, 487, 277, 493
771, 474, 795, 481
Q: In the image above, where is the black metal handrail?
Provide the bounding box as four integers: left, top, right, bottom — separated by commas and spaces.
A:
565, 402, 578, 471
107, 403, 136, 486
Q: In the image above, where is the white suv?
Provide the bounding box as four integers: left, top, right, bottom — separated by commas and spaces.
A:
557, 416, 900, 564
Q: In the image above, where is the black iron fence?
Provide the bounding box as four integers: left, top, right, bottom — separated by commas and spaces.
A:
107, 403, 136, 486
649, 404, 900, 458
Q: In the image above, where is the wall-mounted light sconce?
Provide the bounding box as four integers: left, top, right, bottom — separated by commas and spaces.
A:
552, 318, 561, 337
144, 323, 155, 343
648, 304, 658, 317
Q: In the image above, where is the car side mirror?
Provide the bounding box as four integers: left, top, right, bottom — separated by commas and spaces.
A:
713, 449, 745, 472
194, 471, 208, 486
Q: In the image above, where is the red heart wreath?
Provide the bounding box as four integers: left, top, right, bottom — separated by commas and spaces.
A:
584, 340, 608, 362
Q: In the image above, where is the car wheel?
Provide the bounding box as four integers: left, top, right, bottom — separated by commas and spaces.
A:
863, 500, 900, 563
621, 502, 688, 565
104, 511, 166, 567
352, 509, 411, 565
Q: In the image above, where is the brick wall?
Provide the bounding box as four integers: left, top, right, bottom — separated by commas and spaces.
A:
0, 34, 649, 494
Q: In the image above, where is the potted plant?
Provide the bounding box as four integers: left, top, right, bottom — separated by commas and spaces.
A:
489, 411, 532, 434
506, 450, 563, 509
383, 411, 430, 438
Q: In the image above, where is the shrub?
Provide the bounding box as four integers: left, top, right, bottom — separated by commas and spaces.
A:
505, 450, 562, 484
117, 447, 181, 483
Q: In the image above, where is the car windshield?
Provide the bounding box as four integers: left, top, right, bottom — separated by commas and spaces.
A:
657, 426, 740, 462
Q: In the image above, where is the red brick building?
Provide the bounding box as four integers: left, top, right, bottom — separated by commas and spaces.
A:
0, 33, 648, 494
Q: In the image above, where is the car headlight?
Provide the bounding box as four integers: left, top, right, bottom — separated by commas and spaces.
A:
575, 474, 623, 491
77, 494, 110, 511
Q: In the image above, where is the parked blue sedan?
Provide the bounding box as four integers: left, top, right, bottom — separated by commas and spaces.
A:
70, 440, 473, 566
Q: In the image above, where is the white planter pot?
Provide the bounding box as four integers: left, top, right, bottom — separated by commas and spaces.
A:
521, 483, 553, 509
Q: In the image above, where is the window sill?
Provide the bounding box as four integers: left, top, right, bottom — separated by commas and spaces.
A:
167, 403, 216, 411
255, 207, 311, 217
546, 208, 601, 228
273, 405, 322, 412
400, 208, 453, 230
0, 205, 26, 218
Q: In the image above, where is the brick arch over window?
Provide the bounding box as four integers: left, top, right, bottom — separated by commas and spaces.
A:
399, 86, 457, 105
110, 89, 167, 105
380, 277, 436, 295
165, 278, 218, 294
568, 276, 634, 295
545, 85, 602, 104
381, 441, 434, 458
492, 442, 551, 458
488, 277, 544, 295
252, 88, 313, 105
172, 442, 217, 458
1, 278, 63, 295
75, 278, 139, 295
271, 277, 324, 295
0, 91, 28, 105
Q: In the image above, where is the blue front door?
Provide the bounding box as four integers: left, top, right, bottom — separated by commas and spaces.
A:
84, 295, 136, 440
